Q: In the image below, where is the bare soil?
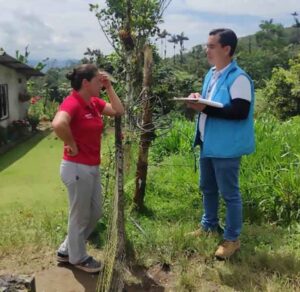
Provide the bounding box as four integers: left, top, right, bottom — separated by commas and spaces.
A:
0, 248, 177, 292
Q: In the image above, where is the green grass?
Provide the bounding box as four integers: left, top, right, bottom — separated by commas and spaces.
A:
1, 119, 300, 291
125, 152, 300, 291
0, 130, 115, 255
123, 114, 300, 291
0, 131, 68, 256
0, 131, 66, 213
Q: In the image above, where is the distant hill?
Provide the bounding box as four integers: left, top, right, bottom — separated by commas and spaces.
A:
238, 26, 300, 50
185, 26, 300, 54
28, 58, 80, 72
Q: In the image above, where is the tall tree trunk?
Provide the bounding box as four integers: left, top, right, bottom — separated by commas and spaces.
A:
180, 45, 183, 64
125, 54, 134, 129
110, 116, 126, 291
173, 44, 176, 64
133, 45, 154, 210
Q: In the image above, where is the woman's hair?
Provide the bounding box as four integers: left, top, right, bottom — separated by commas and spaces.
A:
66, 64, 98, 90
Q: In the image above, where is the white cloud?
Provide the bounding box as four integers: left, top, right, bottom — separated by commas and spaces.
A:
0, 0, 298, 60
157, 0, 297, 57
185, 0, 299, 17
158, 11, 258, 57
0, 0, 109, 60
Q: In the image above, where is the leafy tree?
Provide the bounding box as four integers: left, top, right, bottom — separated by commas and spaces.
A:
15, 45, 30, 64
90, 0, 172, 125
255, 19, 287, 50
236, 20, 293, 88
82, 48, 114, 72
263, 53, 300, 120
237, 47, 291, 88
15, 45, 48, 71
178, 44, 209, 77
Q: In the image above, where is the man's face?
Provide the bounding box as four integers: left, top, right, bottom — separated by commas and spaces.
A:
205, 34, 230, 66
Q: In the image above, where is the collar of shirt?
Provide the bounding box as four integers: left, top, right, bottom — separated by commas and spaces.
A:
71, 90, 90, 107
211, 62, 231, 78
206, 62, 232, 96
71, 90, 97, 113
70, 90, 103, 119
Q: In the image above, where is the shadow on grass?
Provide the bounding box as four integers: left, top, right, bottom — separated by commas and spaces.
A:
219, 252, 300, 291
124, 264, 165, 292
216, 226, 300, 291
87, 221, 107, 249
0, 130, 51, 172
130, 204, 156, 219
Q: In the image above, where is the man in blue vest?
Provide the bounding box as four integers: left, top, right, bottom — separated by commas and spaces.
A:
186, 28, 255, 259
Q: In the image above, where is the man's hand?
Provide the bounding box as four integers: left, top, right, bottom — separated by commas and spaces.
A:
186, 92, 207, 112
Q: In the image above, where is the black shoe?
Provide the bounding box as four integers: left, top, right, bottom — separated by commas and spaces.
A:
57, 252, 69, 263
74, 256, 103, 273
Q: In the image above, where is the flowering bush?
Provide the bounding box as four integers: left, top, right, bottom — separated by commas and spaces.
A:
27, 96, 58, 128
30, 96, 42, 104
27, 96, 43, 130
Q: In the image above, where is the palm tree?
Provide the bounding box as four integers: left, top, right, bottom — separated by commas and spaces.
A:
291, 12, 300, 27
291, 12, 300, 43
176, 32, 189, 63
157, 29, 170, 58
168, 34, 179, 64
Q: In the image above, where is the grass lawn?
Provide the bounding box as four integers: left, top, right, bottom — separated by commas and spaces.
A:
0, 130, 111, 274
1, 128, 300, 291
0, 131, 67, 213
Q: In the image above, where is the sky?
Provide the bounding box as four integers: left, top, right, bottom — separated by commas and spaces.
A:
0, 0, 299, 62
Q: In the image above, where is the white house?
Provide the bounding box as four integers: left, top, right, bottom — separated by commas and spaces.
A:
0, 49, 44, 129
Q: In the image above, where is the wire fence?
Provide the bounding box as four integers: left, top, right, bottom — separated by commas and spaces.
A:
97, 117, 126, 292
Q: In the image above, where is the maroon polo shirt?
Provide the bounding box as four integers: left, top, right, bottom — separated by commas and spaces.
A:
59, 90, 106, 165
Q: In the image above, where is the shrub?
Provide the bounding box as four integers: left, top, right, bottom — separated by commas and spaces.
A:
240, 114, 300, 224
150, 115, 195, 162
27, 97, 43, 129
27, 96, 59, 128
150, 113, 300, 225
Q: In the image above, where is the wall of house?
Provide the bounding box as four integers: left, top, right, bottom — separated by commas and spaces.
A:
0, 64, 29, 128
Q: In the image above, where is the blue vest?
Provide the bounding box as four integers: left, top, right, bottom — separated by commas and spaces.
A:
194, 60, 255, 158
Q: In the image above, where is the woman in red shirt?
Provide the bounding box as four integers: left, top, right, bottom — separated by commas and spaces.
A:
52, 64, 124, 273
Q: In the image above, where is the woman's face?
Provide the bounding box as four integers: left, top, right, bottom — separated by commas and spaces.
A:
86, 72, 102, 97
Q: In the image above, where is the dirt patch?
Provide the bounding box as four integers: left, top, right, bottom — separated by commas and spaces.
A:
0, 247, 55, 276
35, 264, 99, 292
124, 263, 176, 292
0, 246, 177, 291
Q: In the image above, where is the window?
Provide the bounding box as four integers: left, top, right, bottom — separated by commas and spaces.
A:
0, 84, 9, 120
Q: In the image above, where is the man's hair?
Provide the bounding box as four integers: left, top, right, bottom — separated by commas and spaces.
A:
209, 28, 238, 56
66, 64, 98, 90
